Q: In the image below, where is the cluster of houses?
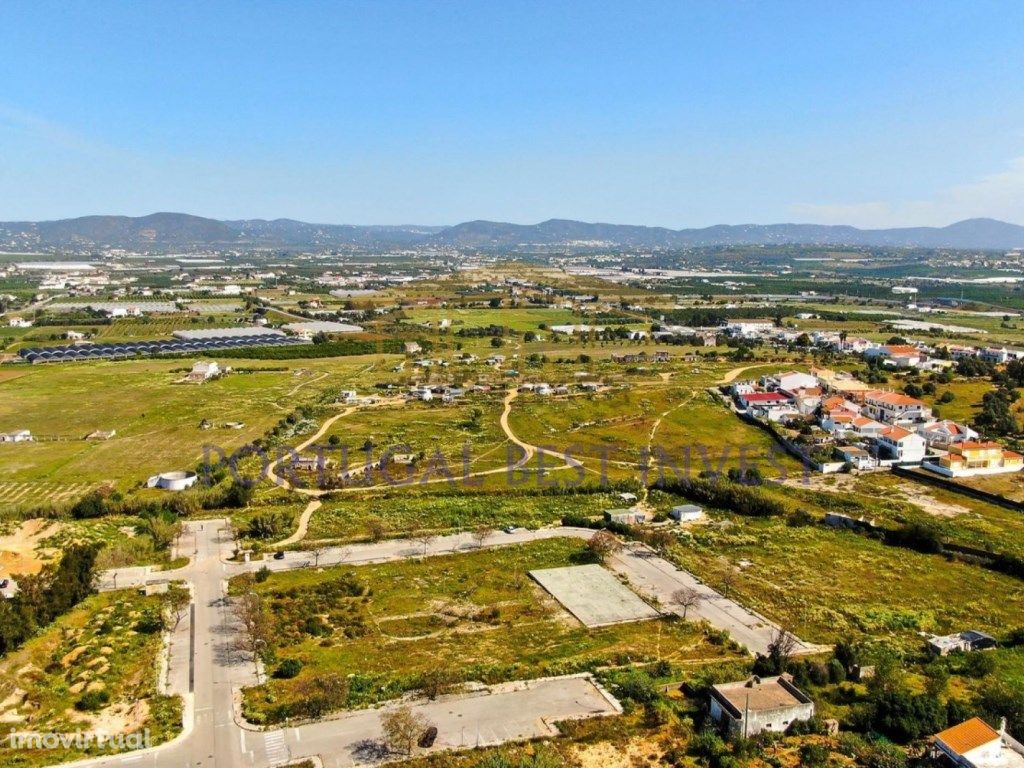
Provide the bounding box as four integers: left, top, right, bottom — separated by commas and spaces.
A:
732, 369, 1023, 477
704, 673, 1023, 768
721, 321, 1024, 370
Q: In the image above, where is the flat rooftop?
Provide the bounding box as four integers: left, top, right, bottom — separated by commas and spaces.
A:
529, 564, 659, 627
173, 326, 284, 340
282, 321, 365, 334
712, 676, 810, 716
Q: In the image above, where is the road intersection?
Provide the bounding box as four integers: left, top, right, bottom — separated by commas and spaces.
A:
82, 521, 820, 768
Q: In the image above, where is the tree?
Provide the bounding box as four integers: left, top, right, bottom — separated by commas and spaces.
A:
380, 705, 430, 756
231, 578, 270, 674
292, 673, 349, 719
413, 530, 435, 557
672, 587, 703, 620
586, 530, 623, 563
756, 627, 798, 675
138, 512, 182, 552
472, 525, 495, 550
247, 512, 290, 540
163, 583, 191, 630
312, 545, 328, 567
646, 528, 674, 550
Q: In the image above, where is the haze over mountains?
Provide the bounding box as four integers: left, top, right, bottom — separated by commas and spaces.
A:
2, 212, 1023, 251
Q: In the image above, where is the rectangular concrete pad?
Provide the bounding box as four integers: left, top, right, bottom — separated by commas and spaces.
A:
530, 564, 659, 627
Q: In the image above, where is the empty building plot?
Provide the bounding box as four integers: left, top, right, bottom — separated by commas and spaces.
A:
530, 564, 659, 627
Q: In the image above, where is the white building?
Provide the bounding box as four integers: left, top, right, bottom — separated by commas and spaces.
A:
7, 316, 32, 328
864, 344, 923, 368
762, 371, 819, 392
917, 420, 979, 448
0, 430, 33, 443
863, 390, 932, 425
726, 320, 774, 338
670, 504, 704, 522
709, 675, 814, 737
187, 361, 221, 382
931, 717, 1024, 768
875, 426, 927, 463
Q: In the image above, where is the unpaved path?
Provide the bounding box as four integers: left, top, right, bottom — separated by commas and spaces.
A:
0, 518, 62, 580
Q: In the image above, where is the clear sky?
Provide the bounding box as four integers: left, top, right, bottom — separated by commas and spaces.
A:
3, 1, 1024, 228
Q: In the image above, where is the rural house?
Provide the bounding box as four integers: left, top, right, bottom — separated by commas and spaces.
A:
709, 675, 815, 737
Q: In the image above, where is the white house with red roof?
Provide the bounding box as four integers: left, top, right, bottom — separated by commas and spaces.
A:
864, 344, 924, 368
930, 717, 1024, 768
917, 420, 979, 449
876, 426, 927, 463
863, 390, 933, 425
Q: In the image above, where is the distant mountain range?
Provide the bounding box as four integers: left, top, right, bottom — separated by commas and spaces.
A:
2, 212, 1023, 251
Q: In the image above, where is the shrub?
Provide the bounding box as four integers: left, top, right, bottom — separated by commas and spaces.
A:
273, 658, 303, 679
75, 690, 110, 711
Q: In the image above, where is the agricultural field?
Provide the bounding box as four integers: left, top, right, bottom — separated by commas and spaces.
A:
400, 306, 580, 332
0, 354, 397, 493
0, 590, 181, 767
238, 538, 742, 723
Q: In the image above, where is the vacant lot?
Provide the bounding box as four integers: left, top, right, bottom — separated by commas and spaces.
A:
0, 590, 181, 767
667, 513, 1024, 646
303, 489, 626, 541
509, 386, 803, 478
240, 538, 740, 723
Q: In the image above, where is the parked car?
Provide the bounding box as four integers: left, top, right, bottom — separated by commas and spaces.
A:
273, 551, 285, 560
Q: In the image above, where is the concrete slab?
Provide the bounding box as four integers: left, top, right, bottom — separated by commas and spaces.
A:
530, 564, 659, 627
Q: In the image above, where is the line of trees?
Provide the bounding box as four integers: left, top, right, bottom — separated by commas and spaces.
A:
0, 544, 99, 655
657, 476, 791, 518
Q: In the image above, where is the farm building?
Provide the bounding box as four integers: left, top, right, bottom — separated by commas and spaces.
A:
187, 361, 221, 383
709, 675, 815, 737
146, 471, 199, 491
0, 430, 33, 443
670, 504, 704, 522
927, 630, 997, 656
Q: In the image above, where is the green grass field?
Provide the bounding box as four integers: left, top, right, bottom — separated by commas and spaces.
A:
665, 512, 1024, 646
0, 354, 397, 493
301, 489, 627, 542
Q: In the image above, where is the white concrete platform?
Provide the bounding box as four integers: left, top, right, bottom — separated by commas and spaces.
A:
530, 563, 659, 627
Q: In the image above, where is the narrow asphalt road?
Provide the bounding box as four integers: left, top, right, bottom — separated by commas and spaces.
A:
78, 522, 623, 768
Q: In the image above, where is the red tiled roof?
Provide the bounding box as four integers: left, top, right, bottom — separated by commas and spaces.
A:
743, 393, 790, 403
934, 718, 999, 756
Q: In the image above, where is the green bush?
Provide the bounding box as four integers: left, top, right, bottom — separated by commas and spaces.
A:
273, 658, 303, 679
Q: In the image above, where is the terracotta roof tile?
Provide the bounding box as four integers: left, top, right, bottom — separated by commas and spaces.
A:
934, 718, 999, 756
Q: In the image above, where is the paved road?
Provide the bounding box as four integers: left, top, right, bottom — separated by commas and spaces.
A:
77, 522, 621, 768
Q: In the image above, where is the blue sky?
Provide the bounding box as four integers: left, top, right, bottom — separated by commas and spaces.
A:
3, 1, 1024, 227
